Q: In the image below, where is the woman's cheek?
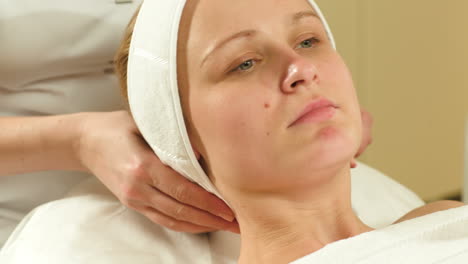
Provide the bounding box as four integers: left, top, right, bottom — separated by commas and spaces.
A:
193, 91, 242, 143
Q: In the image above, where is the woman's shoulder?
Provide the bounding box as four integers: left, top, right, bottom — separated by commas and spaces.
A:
292, 203, 468, 264
393, 200, 465, 224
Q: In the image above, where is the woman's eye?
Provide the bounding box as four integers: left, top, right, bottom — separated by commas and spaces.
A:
233, 59, 255, 72
298, 37, 320, 49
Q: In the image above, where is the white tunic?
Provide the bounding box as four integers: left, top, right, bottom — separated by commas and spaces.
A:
0, 0, 141, 245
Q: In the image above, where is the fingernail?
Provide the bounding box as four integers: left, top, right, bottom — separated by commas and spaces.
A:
218, 212, 235, 222
227, 225, 240, 234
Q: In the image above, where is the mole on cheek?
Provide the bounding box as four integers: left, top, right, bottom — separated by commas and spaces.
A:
264, 102, 271, 136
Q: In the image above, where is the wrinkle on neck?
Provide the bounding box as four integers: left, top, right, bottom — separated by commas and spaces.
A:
227, 166, 373, 264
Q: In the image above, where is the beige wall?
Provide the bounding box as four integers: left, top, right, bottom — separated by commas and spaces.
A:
316, 0, 468, 201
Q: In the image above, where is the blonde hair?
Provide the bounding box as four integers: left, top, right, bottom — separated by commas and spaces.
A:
114, 7, 140, 109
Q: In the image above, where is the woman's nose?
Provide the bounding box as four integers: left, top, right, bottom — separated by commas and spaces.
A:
281, 57, 319, 94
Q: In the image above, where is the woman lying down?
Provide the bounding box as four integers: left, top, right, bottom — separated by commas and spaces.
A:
124, 0, 468, 262
2, 0, 468, 263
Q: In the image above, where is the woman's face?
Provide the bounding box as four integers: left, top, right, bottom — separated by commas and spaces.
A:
178, 0, 362, 194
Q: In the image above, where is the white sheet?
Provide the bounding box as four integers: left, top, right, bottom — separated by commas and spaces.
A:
0, 162, 425, 263
291, 205, 468, 264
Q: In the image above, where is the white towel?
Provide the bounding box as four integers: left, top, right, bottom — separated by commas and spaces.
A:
127, 0, 336, 201
291, 205, 468, 264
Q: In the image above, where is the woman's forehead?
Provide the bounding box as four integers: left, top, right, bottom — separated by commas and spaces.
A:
182, 0, 319, 58
189, 0, 316, 32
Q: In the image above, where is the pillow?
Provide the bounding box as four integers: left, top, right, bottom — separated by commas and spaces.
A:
350, 162, 424, 228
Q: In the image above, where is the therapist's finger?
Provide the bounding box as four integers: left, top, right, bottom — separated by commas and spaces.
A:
355, 109, 374, 158
150, 166, 235, 222
141, 184, 238, 231
138, 205, 219, 234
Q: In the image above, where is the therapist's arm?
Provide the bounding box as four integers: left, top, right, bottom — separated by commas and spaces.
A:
0, 111, 237, 234
0, 114, 85, 175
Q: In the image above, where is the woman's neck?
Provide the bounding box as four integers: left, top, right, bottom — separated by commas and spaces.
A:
229, 166, 373, 264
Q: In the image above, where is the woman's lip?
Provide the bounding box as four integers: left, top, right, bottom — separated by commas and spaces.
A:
288, 98, 338, 127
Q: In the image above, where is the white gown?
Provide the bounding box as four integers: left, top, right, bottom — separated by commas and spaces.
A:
0, 0, 142, 246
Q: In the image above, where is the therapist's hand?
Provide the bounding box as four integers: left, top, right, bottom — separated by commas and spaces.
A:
75, 111, 238, 234
351, 108, 374, 168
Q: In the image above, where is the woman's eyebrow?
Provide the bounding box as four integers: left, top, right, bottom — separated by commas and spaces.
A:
201, 30, 256, 67
291, 10, 320, 24
200, 10, 319, 67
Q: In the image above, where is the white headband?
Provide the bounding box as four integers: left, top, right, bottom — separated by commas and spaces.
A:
127, 0, 336, 201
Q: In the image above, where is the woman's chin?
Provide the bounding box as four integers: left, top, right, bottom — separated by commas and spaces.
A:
307, 126, 359, 169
